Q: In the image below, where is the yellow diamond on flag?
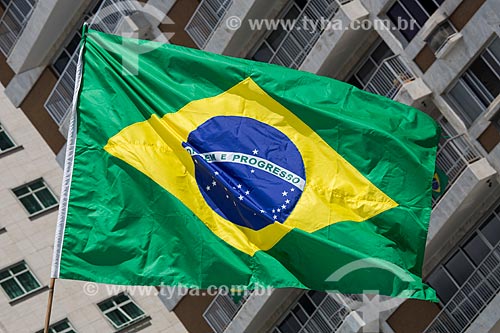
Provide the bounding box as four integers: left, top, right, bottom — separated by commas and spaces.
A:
104, 78, 398, 256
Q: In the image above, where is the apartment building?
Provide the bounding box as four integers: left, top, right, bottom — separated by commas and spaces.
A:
0, 0, 499, 332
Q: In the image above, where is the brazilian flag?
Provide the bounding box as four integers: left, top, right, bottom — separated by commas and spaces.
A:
432, 167, 449, 199
51, 28, 439, 301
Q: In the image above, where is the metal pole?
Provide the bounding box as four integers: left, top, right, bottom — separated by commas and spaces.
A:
43, 278, 56, 333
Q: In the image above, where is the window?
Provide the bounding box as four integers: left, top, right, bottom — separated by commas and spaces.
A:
252, 1, 304, 64
387, 0, 444, 42
0, 262, 41, 301
98, 293, 146, 329
272, 291, 351, 333
425, 20, 457, 54
251, 0, 342, 68
37, 319, 77, 333
0, 123, 16, 153
13, 179, 58, 216
446, 37, 500, 126
1, 0, 36, 24
52, 1, 103, 76
347, 39, 394, 89
52, 33, 81, 76
427, 203, 500, 304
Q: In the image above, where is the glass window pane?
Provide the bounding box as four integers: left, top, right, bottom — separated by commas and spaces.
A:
481, 215, 500, 246
445, 251, 474, 286
67, 35, 80, 54
400, 0, 429, 26
29, 180, 44, 190
1, 279, 24, 299
356, 59, 377, 85
35, 189, 57, 208
252, 44, 273, 63
267, 29, 287, 51
292, 306, 308, 324
106, 309, 129, 327
308, 291, 326, 305
371, 42, 393, 64
17, 271, 40, 292
347, 75, 362, 89
10, 263, 25, 274
468, 57, 499, 101
0, 131, 14, 151
427, 21, 455, 52
52, 321, 70, 331
0, 271, 10, 280
464, 233, 490, 265
294, 0, 307, 9
99, 300, 114, 311
20, 195, 42, 214
266, 6, 300, 50
418, 0, 439, 16
121, 302, 144, 319
387, 2, 418, 41
448, 80, 485, 126
13, 186, 29, 196
278, 314, 301, 333
114, 293, 129, 304
298, 294, 316, 315
427, 267, 458, 303
53, 54, 70, 76
488, 37, 500, 59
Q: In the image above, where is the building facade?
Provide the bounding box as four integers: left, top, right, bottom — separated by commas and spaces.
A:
0, 0, 499, 332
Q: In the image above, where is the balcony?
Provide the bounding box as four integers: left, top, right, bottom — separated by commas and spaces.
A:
362, 55, 416, 99
0, 0, 36, 57
265, 0, 353, 69
432, 134, 482, 206
203, 291, 250, 333
43, 0, 138, 126
424, 244, 500, 333
185, 0, 233, 49
271, 292, 360, 333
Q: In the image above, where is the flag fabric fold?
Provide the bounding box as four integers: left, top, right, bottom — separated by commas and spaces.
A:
52, 27, 440, 301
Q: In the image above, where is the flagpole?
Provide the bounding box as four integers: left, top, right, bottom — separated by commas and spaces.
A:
45, 23, 86, 333
43, 278, 56, 333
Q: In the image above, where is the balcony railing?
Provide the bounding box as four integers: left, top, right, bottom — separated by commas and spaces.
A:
266, 0, 352, 69
432, 134, 482, 206
0, 0, 36, 57
44, 0, 138, 125
203, 291, 250, 333
272, 292, 360, 333
363, 55, 416, 99
185, 0, 233, 49
424, 244, 500, 333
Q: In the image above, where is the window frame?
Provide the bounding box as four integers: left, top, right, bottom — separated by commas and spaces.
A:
36, 318, 77, 333
426, 202, 500, 305
12, 178, 59, 217
249, 0, 343, 69
272, 291, 354, 333
347, 38, 395, 89
0, 261, 43, 302
51, 0, 102, 77
0, 122, 17, 155
98, 293, 147, 330
249, 0, 304, 66
445, 36, 500, 127
386, 0, 444, 43
425, 20, 458, 54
